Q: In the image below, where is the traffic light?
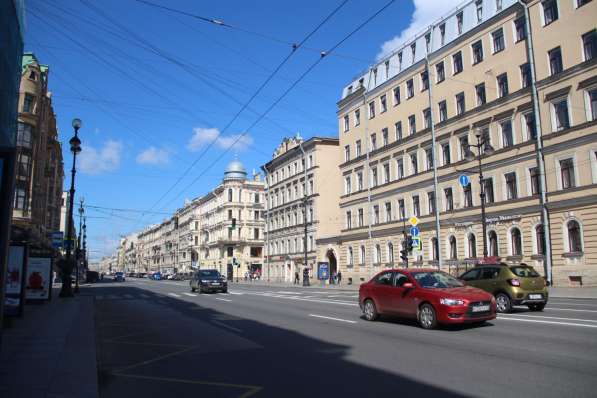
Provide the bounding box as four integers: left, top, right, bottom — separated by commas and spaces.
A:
406, 236, 414, 252
231, 218, 237, 229
400, 248, 408, 263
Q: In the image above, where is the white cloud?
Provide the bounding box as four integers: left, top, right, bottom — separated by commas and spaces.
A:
78, 140, 123, 175
187, 127, 253, 152
136, 146, 170, 166
376, 0, 464, 60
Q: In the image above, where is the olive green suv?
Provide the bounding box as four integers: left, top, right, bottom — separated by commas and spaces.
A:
459, 264, 548, 313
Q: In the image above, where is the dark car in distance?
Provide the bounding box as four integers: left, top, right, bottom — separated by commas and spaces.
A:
114, 272, 125, 282
190, 270, 228, 293
359, 269, 496, 329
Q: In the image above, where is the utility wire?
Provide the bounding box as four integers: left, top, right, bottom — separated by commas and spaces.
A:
160, 0, 397, 211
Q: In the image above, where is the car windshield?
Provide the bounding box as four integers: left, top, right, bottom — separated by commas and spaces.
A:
412, 271, 463, 288
198, 270, 220, 278
115, 272, 123, 276
509, 266, 540, 278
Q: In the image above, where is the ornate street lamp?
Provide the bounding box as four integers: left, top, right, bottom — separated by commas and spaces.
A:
59, 118, 82, 298
464, 131, 494, 258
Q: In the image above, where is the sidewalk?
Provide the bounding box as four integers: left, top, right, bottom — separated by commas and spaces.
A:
0, 288, 99, 398
549, 287, 597, 299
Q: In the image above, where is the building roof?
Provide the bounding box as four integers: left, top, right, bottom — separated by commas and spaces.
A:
223, 158, 247, 181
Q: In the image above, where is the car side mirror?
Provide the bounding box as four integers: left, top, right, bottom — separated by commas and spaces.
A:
402, 282, 414, 289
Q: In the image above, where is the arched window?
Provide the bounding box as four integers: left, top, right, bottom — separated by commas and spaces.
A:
360, 246, 366, 265
449, 236, 457, 259
387, 242, 394, 264
348, 247, 354, 266
489, 231, 498, 256
374, 244, 382, 264
511, 227, 522, 255
535, 225, 546, 255
468, 233, 477, 258
430, 237, 439, 260
567, 220, 582, 252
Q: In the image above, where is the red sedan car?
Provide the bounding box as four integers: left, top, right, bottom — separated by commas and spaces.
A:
359, 269, 496, 329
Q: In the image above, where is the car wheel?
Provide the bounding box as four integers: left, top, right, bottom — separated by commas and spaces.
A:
418, 303, 437, 330
495, 293, 512, 313
191, 287, 196, 293
222, 288, 228, 294
363, 299, 378, 321
528, 303, 545, 312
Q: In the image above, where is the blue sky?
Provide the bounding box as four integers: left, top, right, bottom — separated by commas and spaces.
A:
24, 0, 463, 259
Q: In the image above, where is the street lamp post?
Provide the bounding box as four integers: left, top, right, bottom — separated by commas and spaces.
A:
464, 132, 494, 258
75, 197, 84, 293
59, 118, 82, 298
82, 217, 87, 273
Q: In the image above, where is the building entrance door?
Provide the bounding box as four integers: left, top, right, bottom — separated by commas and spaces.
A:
327, 250, 337, 283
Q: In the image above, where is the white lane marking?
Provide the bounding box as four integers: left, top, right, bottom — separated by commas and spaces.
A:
547, 302, 597, 307
214, 298, 232, 302
248, 293, 358, 307
211, 320, 242, 333
183, 293, 197, 297
309, 314, 357, 324
275, 291, 300, 294
167, 293, 181, 298
498, 317, 597, 328
546, 307, 597, 313
228, 291, 244, 295
500, 313, 597, 323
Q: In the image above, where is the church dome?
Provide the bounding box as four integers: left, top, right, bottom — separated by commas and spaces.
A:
224, 159, 247, 181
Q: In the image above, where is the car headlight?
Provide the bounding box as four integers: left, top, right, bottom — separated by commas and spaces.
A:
440, 298, 465, 306
200, 279, 210, 283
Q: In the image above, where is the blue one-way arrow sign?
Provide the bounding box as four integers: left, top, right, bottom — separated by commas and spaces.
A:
459, 174, 470, 187
410, 226, 420, 236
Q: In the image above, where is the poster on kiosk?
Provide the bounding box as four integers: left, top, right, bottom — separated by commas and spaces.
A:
25, 257, 53, 301
4, 245, 28, 317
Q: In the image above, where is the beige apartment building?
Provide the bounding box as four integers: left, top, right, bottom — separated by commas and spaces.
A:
334, 0, 597, 286
11, 52, 64, 248
196, 159, 266, 280
262, 135, 342, 282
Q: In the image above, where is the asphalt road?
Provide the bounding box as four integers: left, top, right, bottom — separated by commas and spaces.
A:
88, 278, 597, 398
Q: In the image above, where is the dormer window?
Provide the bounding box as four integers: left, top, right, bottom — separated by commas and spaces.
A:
411, 43, 416, 59
398, 52, 403, 70
439, 23, 446, 46
347, 85, 353, 95
457, 12, 464, 35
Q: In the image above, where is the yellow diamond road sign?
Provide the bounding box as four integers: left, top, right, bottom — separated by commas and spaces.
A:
409, 216, 419, 226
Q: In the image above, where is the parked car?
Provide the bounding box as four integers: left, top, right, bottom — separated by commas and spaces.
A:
114, 272, 126, 282
359, 269, 496, 329
190, 270, 228, 293
86, 271, 99, 283
459, 263, 548, 313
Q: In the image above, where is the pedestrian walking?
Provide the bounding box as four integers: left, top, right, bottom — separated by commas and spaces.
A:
294, 271, 299, 284
337, 271, 342, 285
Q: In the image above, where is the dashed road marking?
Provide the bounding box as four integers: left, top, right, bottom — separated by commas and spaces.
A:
498, 316, 597, 328
183, 293, 197, 297
308, 314, 357, 324
214, 298, 232, 302
228, 291, 244, 295
168, 293, 181, 298
499, 313, 597, 323
546, 307, 597, 313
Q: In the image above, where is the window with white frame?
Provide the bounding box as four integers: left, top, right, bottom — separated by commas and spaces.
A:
476, 83, 486, 106
360, 245, 366, 265
514, 16, 526, 42
387, 242, 394, 264
421, 70, 429, 91
423, 107, 432, 129
370, 133, 377, 151
438, 100, 447, 122
559, 157, 576, 189
408, 115, 416, 135
412, 195, 420, 217
395, 121, 403, 141
343, 115, 349, 132
385, 202, 392, 222
407, 79, 414, 98
344, 145, 350, 162
427, 191, 435, 214
500, 119, 514, 148
425, 148, 434, 170
510, 227, 523, 255
357, 172, 363, 191
442, 142, 451, 165
566, 220, 583, 253
459, 134, 469, 160
358, 208, 364, 227
472, 40, 484, 64
410, 153, 418, 174
453, 51, 463, 74
456, 92, 465, 115
529, 166, 540, 195
345, 175, 352, 194
368, 101, 375, 119
523, 112, 537, 140
371, 166, 378, 187
456, 12, 463, 35
411, 42, 417, 59
382, 128, 389, 146
398, 199, 406, 220
445, 187, 454, 211
393, 86, 401, 105
505, 172, 518, 200
383, 162, 390, 184
373, 205, 380, 224
348, 247, 354, 266
548, 46, 563, 75
439, 23, 446, 45
542, 0, 558, 26
476, 0, 483, 23
356, 140, 362, 157
354, 109, 361, 126
492, 28, 505, 53
380, 94, 387, 113
520, 63, 531, 88
436, 61, 445, 83
396, 158, 404, 179
374, 244, 382, 264
346, 210, 352, 229
552, 97, 570, 131
582, 29, 596, 61
585, 87, 597, 121
497, 73, 509, 97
